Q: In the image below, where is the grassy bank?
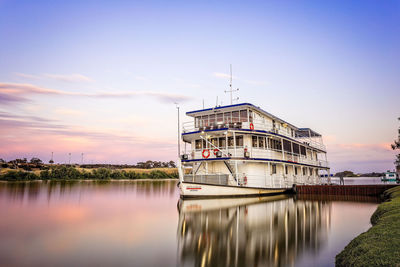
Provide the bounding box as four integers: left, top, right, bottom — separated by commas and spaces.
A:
336, 186, 400, 267
0, 166, 178, 181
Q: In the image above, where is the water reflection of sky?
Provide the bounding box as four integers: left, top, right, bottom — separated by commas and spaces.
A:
0, 181, 378, 267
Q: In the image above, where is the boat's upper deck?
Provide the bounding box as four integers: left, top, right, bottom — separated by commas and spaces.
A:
182, 103, 326, 152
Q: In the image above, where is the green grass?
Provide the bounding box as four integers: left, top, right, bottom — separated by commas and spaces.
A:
336, 186, 400, 267
0, 166, 178, 181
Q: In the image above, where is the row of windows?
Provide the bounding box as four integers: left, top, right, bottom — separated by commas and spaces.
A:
251, 136, 307, 156
270, 164, 317, 175
195, 135, 315, 157
277, 165, 317, 176
195, 136, 244, 149
195, 110, 253, 127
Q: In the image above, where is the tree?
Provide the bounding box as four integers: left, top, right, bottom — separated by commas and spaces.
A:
392, 118, 400, 176
335, 171, 357, 177
168, 160, 176, 168
14, 158, 27, 164
30, 157, 43, 165
0, 158, 5, 163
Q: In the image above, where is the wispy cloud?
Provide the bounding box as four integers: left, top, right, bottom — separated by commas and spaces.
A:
0, 111, 55, 123
15, 73, 93, 83
14, 73, 41, 80
0, 82, 192, 104
0, 93, 29, 105
43, 73, 93, 82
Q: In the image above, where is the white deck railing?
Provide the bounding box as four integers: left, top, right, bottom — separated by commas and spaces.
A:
236, 174, 322, 188
183, 173, 321, 188
183, 148, 329, 168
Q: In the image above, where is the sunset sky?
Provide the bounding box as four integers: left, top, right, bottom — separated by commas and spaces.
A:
0, 0, 399, 173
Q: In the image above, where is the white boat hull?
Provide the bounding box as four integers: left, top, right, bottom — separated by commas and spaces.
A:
179, 182, 289, 198
178, 194, 289, 212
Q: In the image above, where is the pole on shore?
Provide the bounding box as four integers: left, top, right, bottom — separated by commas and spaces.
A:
175, 103, 180, 159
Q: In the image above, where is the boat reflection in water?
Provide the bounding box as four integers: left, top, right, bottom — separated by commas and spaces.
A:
177, 195, 331, 267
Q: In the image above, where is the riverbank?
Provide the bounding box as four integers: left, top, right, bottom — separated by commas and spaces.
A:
0, 166, 178, 181
336, 186, 400, 266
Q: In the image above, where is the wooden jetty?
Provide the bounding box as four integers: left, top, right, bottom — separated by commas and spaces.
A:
295, 184, 399, 196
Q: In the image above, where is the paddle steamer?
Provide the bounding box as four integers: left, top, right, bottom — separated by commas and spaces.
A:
177, 103, 330, 198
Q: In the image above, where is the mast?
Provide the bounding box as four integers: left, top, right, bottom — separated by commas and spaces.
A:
230, 64, 233, 105
225, 64, 239, 105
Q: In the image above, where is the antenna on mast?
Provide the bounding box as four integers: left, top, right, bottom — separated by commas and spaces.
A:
225, 64, 239, 105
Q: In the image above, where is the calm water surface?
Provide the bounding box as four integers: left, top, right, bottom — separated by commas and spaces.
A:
0, 179, 381, 267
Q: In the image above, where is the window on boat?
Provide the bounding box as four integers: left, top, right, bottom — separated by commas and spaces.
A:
285, 165, 288, 175
283, 139, 292, 153
258, 136, 265, 148
302, 167, 306, 175
232, 111, 239, 122
240, 110, 248, 122
295, 167, 298, 175
195, 116, 201, 127
209, 114, 216, 125
201, 115, 208, 127
293, 143, 300, 155
217, 113, 223, 123
309, 167, 313, 175
219, 137, 226, 148
228, 137, 234, 147
271, 164, 277, 174
224, 112, 231, 123
269, 138, 282, 151
236, 135, 243, 147
195, 140, 202, 150
300, 146, 306, 156
252, 136, 258, 147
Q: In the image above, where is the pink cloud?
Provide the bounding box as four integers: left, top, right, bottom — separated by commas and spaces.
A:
0, 112, 177, 163
0, 82, 192, 104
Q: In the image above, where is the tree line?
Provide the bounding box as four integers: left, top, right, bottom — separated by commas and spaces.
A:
0, 158, 176, 170
0, 166, 178, 181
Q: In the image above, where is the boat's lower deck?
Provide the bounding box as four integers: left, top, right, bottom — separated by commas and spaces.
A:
179, 181, 290, 199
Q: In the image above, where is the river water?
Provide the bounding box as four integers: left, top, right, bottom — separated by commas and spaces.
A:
0, 179, 385, 267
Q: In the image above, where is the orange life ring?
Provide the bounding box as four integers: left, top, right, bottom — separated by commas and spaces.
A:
213, 148, 219, 155
249, 123, 254, 130
202, 149, 210, 159
244, 176, 248, 185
